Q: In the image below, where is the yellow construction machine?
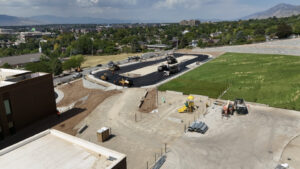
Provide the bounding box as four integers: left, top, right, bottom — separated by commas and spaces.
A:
100, 73, 108, 81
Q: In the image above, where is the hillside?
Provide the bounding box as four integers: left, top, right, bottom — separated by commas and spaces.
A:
0, 15, 39, 26
243, 3, 300, 20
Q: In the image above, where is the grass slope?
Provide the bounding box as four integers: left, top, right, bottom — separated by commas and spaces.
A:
159, 52, 300, 110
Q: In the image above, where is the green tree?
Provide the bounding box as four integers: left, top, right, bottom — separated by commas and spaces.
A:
49, 58, 63, 75
1, 63, 12, 69
25, 62, 51, 73
62, 55, 85, 70
276, 23, 293, 39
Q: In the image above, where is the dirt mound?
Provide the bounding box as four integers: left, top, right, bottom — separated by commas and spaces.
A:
139, 88, 157, 113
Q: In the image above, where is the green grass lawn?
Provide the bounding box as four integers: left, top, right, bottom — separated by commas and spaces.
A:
159, 52, 300, 110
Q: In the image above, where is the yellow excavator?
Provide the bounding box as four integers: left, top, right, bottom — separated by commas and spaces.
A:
100, 73, 108, 81
178, 95, 195, 113
118, 78, 133, 87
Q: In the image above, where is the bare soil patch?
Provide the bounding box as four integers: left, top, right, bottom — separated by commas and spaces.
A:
54, 80, 120, 135
139, 88, 157, 113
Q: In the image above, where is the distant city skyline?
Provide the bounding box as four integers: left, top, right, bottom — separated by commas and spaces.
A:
1, 0, 300, 22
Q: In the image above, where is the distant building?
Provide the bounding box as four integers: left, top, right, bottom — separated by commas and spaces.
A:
0, 53, 42, 67
189, 40, 198, 48
19, 31, 53, 41
210, 31, 222, 38
0, 69, 56, 140
0, 129, 127, 169
182, 30, 190, 35
179, 20, 200, 26
0, 29, 15, 35
146, 44, 169, 51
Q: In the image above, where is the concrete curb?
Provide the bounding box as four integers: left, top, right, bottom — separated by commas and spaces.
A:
54, 88, 64, 104
279, 133, 300, 162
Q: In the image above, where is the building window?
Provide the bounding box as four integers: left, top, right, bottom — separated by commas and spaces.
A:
4, 99, 12, 115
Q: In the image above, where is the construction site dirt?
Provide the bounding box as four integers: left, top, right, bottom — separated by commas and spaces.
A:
54, 80, 120, 135
93, 53, 209, 87
139, 88, 158, 113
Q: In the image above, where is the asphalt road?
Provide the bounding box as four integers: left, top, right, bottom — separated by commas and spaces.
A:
93, 53, 209, 87
53, 67, 98, 86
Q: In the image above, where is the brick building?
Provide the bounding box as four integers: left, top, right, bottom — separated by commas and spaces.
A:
0, 69, 56, 140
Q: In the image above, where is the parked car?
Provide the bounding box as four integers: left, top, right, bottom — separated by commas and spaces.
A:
72, 72, 82, 79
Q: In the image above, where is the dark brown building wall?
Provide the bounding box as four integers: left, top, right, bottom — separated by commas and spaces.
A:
112, 157, 127, 169
0, 73, 57, 137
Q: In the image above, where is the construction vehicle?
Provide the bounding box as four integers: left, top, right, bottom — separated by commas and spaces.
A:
222, 100, 234, 117
166, 55, 178, 64
178, 95, 195, 113
100, 73, 108, 81
118, 78, 133, 87
107, 61, 120, 71
128, 56, 141, 62
234, 98, 248, 115
158, 65, 168, 72
168, 64, 179, 74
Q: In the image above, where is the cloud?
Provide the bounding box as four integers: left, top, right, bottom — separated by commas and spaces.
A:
154, 0, 231, 9
76, 0, 137, 7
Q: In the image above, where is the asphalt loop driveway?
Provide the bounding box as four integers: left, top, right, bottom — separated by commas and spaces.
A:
93, 53, 209, 87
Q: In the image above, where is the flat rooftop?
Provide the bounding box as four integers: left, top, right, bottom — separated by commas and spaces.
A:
0, 129, 126, 169
0, 68, 47, 87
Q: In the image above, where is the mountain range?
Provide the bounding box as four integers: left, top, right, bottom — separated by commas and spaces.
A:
0, 15, 137, 26
1, 3, 300, 26
243, 3, 300, 20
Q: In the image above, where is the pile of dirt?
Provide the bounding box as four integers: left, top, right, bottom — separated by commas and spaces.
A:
139, 88, 157, 113
54, 80, 120, 135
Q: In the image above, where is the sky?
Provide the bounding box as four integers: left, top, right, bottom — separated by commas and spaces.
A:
0, 0, 300, 22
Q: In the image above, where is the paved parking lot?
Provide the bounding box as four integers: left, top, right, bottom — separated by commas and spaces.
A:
93, 53, 209, 87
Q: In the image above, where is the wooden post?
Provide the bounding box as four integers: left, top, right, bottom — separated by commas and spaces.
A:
165, 143, 167, 153
147, 161, 148, 169
135, 113, 137, 122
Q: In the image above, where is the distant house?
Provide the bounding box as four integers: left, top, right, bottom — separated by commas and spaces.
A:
210, 31, 222, 38
182, 30, 190, 35
146, 44, 169, 51
189, 40, 198, 48
0, 53, 42, 67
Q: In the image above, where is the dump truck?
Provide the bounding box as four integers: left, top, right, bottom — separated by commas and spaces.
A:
234, 98, 248, 115
168, 64, 179, 74
158, 65, 168, 72
166, 55, 178, 64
